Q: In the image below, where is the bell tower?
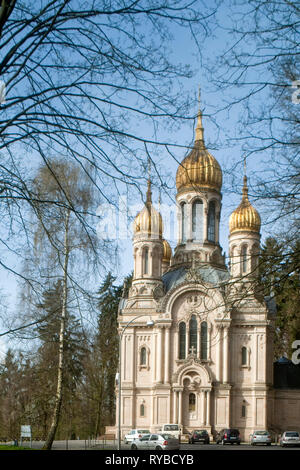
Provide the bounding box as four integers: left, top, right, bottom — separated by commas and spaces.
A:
228, 167, 261, 282
173, 95, 225, 267
131, 179, 164, 294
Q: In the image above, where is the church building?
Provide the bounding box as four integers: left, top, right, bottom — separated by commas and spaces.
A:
115, 105, 300, 441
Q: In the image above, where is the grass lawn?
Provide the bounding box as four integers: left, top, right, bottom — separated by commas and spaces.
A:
0, 444, 34, 450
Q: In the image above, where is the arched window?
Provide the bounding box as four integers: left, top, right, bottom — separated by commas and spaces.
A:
207, 201, 216, 242
143, 247, 149, 274
242, 245, 247, 273
140, 347, 147, 365
181, 202, 187, 242
189, 315, 197, 355
200, 321, 208, 360
241, 346, 247, 366
189, 393, 196, 412
179, 322, 186, 359
192, 200, 203, 242
140, 404, 145, 417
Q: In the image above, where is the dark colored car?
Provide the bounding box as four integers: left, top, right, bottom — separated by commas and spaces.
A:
216, 429, 241, 445
189, 430, 210, 444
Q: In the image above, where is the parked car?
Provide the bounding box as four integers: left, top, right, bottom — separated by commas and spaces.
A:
216, 429, 241, 445
124, 429, 150, 444
158, 424, 182, 439
130, 433, 180, 451
189, 430, 210, 444
279, 431, 300, 447
250, 430, 272, 446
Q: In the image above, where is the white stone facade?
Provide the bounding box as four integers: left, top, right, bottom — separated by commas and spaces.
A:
114, 115, 300, 441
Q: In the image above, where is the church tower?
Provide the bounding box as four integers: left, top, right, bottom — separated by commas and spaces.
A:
173, 101, 225, 267
229, 171, 261, 281
227, 170, 274, 434
132, 179, 164, 294
114, 96, 286, 444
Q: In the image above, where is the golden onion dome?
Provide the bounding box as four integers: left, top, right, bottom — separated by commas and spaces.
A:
176, 110, 222, 193
133, 180, 163, 238
162, 238, 172, 262
229, 176, 261, 234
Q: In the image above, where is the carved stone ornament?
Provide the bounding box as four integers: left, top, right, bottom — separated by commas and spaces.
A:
153, 285, 165, 301
184, 294, 202, 312
185, 266, 203, 283
172, 355, 211, 384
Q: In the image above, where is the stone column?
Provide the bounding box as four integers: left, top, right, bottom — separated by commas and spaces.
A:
254, 332, 258, 383
174, 327, 179, 360
151, 334, 156, 384
139, 246, 143, 278
122, 334, 127, 381
186, 324, 189, 358
207, 323, 212, 361
178, 390, 183, 425
157, 327, 163, 383
202, 390, 206, 425
206, 390, 211, 426
203, 203, 208, 242
164, 327, 170, 383
149, 248, 153, 277
223, 326, 229, 384
132, 329, 136, 384
252, 391, 256, 428
133, 251, 137, 279
173, 390, 178, 423
197, 326, 201, 359
187, 202, 192, 241
177, 204, 182, 244
216, 325, 223, 382
215, 208, 220, 244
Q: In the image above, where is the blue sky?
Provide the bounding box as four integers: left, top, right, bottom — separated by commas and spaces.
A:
0, 1, 282, 357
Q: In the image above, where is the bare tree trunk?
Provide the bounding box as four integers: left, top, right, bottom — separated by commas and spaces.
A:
42, 209, 70, 450
94, 393, 102, 438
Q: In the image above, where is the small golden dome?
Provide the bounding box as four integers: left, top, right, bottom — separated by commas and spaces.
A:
176, 111, 222, 193
229, 176, 261, 234
162, 239, 172, 262
133, 180, 163, 238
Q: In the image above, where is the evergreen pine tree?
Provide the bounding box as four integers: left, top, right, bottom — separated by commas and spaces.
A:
92, 272, 132, 434
259, 237, 300, 358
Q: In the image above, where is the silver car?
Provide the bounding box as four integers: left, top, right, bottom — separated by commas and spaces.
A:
250, 430, 272, 446
131, 433, 180, 450
280, 431, 300, 447
124, 429, 150, 444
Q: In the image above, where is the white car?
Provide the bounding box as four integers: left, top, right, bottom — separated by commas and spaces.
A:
158, 424, 182, 439
280, 431, 300, 447
124, 429, 150, 444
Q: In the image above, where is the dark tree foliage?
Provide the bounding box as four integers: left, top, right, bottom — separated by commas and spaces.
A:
33, 280, 87, 438
35, 280, 87, 392
259, 237, 300, 359
94, 271, 132, 430
0, 349, 34, 439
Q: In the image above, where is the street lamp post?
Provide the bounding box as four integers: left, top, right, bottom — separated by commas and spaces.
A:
117, 314, 154, 450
